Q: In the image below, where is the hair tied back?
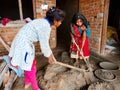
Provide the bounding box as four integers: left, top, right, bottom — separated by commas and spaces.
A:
50, 7, 55, 12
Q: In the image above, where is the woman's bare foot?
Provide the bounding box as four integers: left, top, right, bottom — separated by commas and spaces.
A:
74, 59, 79, 67
25, 83, 31, 90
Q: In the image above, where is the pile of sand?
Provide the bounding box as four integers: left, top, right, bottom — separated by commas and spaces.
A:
88, 81, 114, 90
36, 51, 96, 90
94, 69, 115, 81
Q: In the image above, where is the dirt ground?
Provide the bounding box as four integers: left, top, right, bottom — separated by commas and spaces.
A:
8, 48, 120, 90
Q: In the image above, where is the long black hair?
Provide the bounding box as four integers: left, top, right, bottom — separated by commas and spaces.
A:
46, 7, 65, 24
71, 12, 89, 28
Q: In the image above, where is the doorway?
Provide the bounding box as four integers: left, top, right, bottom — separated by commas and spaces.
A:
105, 0, 120, 54
56, 0, 79, 51
0, 0, 34, 20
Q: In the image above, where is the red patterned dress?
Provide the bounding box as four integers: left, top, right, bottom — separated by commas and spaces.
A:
70, 24, 90, 59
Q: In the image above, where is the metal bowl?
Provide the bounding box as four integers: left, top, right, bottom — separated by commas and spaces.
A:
94, 69, 116, 82
99, 61, 119, 71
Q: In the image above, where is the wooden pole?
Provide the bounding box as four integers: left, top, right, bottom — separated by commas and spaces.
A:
18, 0, 23, 21
100, 0, 110, 54
55, 61, 89, 72
32, 0, 36, 18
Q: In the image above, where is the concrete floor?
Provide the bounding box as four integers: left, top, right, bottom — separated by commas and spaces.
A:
90, 49, 120, 90
1, 48, 120, 90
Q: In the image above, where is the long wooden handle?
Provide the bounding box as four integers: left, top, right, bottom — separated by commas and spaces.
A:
70, 37, 91, 70
55, 61, 88, 72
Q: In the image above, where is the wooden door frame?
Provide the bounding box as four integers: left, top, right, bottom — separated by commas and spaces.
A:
32, 0, 36, 19
100, 0, 110, 54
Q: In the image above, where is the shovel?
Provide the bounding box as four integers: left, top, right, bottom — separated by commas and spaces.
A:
71, 37, 93, 71
81, 54, 93, 72
51, 52, 89, 72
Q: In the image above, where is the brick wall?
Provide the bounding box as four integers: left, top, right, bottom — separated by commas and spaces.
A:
0, 0, 108, 56
0, 24, 23, 56
35, 0, 56, 52
79, 0, 105, 53
0, 0, 56, 56
35, 0, 56, 18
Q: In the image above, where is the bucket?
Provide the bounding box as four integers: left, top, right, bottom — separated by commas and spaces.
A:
99, 61, 119, 71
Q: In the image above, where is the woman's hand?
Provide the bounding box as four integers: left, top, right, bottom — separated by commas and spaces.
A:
72, 37, 76, 44
80, 49, 83, 56
48, 54, 57, 64
80, 25, 86, 31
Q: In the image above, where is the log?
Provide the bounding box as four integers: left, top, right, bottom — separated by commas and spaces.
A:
0, 36, 10, 52
0, 64, 9, 86
0, 62, 7, 73
2, 70, 10, 87
0, 56, 3, 60
55, 61, 89, 72
4, 71, 17, 90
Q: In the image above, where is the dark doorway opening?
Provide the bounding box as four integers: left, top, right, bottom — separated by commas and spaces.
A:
106, 0, 120, 53
22, 0, 34, 19
56, 0, 79, 51
0, 0, 33, 20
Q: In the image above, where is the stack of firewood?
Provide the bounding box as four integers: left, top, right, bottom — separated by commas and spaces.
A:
0, 36, 17, 90
0, 60, 17, 90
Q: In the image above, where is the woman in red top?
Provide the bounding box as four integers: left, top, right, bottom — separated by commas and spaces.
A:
70, 13, 90, 65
